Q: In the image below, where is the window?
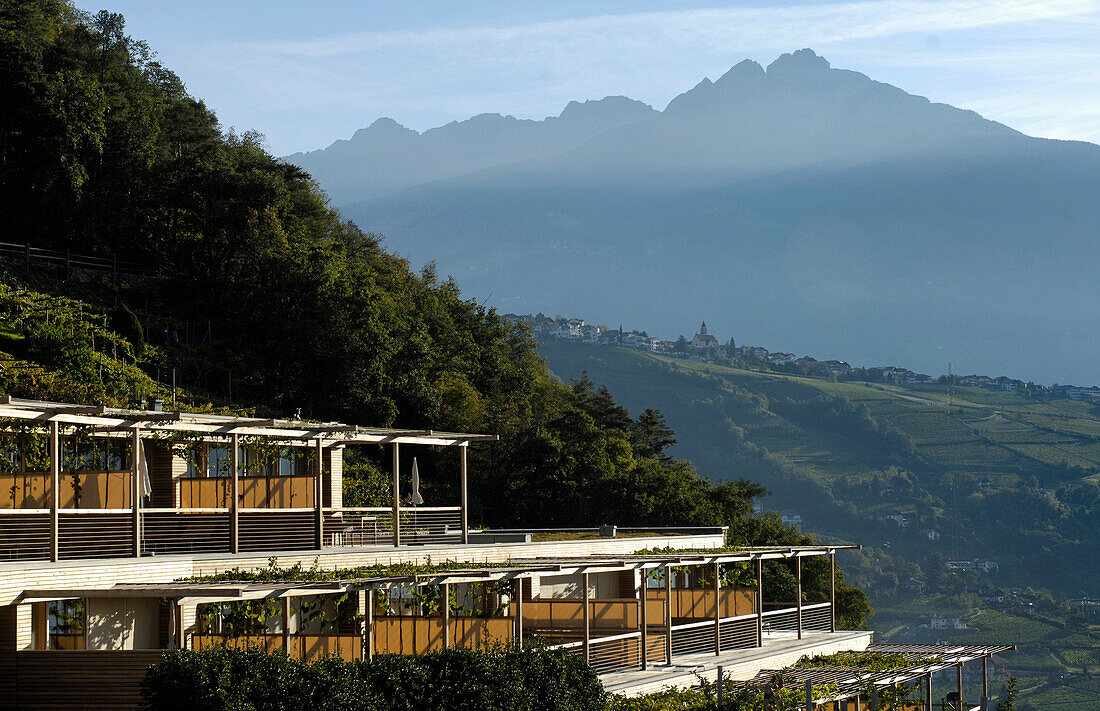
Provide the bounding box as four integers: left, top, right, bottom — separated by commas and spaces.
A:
36, 599, 86, 650
277, 448, 308, 476
206, 446, 229, 478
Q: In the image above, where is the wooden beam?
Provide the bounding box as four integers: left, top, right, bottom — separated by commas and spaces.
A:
752, 559, 761, 647
713, 561, 721, 655
830, 551, 836, 633
515, 579, 524, 651
49, 420, 59, 562
664, 564, 673, 665
392, 443, 400, 547
230, 432, 239, 554
459, 443, 469, 544
638, 571, 647, 670
132, 427, 141, 558
442, 583, 450, 649
314, 437, 324, 549
582, 572, 591, 664
796, 555, 803, 640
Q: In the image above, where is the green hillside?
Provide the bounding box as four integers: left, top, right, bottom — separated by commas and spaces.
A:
540, 340, 1100, 595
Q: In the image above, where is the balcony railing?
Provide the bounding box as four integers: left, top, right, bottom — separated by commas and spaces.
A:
0, 506, 464, 561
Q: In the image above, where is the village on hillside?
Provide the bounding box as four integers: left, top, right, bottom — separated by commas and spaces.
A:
506, 313, 1100, 403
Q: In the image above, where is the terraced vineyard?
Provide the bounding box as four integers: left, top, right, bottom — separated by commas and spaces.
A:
542, 339, 1100, 708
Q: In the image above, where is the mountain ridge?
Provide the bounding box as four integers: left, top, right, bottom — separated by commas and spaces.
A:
286, 50, 1100, 385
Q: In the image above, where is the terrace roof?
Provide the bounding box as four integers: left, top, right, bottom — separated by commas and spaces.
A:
0, 396, 498, 446
18, 547, 858, 602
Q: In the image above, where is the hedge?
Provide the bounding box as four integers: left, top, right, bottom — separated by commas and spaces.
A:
141, 645, 608, 711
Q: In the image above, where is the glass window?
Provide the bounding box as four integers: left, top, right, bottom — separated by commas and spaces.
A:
47, 599, 86, 650
184, 444, 201, 478
206, 446, 229, 478
278, 448, 307, 476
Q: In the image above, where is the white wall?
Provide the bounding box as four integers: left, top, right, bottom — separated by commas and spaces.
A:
86, 597, 160, 650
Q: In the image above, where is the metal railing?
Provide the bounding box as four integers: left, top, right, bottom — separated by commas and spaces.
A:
0, 505, 465, 561
0, 241, 149, 277
545, 602, 833, 674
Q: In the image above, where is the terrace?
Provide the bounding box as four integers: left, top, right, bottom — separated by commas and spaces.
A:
0, 397, 497, 562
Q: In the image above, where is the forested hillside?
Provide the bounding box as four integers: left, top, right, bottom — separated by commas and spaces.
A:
0, 0, 869, 623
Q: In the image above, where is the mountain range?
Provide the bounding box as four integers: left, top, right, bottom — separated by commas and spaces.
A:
285, 50, 1100, 385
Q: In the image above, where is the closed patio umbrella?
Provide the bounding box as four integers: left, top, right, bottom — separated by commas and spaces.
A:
410, 457, 424, 505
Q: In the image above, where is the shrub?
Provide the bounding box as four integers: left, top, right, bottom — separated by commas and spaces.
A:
141, 645, 607, 711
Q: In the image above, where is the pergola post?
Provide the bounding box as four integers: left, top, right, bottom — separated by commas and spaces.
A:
314, 437, 324, 549
664, 563, 673, 665
282, 597, 292, 654
459, 443, 469, 544
956, 662, 964, 710
796, 555, 803, 640
582, 572, 591, 663
230, 432, 239, 554
925, 672, 933, 711
713, 561, 721, 655
514, 579, 524, 650
639, 569, 647, 670
756, 557, 763, 647
392, 442, 401, 547
48, 420, 59, 562
829, 551, 836, 633
132, 427, 141, 557
365, 589, 378, 664
442, 583, 451, 649
982, 655, 989, 702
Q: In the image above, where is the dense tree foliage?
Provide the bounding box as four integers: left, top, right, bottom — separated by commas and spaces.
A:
143, 646, 607, 711
0, 0, 869, 624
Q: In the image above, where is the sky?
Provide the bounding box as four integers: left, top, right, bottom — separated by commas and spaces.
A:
72, 0, 1100, 156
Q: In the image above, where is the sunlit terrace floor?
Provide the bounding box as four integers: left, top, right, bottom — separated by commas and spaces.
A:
602, 629, 874, 697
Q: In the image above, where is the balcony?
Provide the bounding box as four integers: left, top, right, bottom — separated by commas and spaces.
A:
0, 397, 496, 562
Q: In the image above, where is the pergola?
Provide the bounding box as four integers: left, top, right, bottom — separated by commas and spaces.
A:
0, 396, 497, 557
19, 547, 859, 664
736, 642, 1017, 709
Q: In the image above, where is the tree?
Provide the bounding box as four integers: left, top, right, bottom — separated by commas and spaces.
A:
995, 677, 1017, 711
925, 552, 946, 593
634, 408, 677, 462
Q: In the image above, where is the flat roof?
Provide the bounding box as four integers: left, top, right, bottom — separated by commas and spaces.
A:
0, 396, 498, 445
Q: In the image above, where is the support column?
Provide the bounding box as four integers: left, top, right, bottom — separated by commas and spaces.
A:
982, 655, 989, 702
49, 421, 59, 562
925, 672, 933, 711
829, 551, 836, 633
359, 589, 371, 661
582, 572, 591, 663
392, 443, 401, 547
442, 583, 451, 649
756, 557, 763, 647
132, 427, 142, 557
230, 433, 239, 554
956, 662, 964, 710
514, 579, 524, 650
713, 562, 721, 655
639, 570, 647, 670
459, 443, 469, 544
796, 555, 803, 640
282, 597, 291, 654
664, 564, 673, 665
314, 437, 324, 549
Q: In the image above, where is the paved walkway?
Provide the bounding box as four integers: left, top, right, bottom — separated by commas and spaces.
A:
602, 629, 875, 697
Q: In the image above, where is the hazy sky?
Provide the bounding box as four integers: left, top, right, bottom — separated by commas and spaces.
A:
74, 0, 1100, 156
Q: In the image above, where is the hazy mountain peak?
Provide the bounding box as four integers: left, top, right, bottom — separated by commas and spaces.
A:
558, 96, 655, 123
716, 58, 765, 86
349, 117, 418, 142
766, 48, 831, 74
